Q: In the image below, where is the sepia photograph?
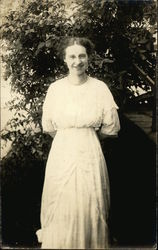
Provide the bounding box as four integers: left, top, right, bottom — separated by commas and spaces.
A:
0, 0, 157, 249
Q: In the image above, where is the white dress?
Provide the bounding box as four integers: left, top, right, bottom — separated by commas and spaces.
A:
36, 76, 120, 249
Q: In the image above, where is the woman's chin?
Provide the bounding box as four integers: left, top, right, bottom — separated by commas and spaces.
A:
70, 69, 85, 76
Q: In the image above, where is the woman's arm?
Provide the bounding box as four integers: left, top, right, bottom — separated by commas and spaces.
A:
98, 131, 118, 140
99, 108, 120, 140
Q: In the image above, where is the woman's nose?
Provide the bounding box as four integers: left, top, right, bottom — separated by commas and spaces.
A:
75, 57, 81, 64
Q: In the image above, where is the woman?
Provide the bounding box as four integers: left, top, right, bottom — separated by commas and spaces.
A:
36, 37, 120, 249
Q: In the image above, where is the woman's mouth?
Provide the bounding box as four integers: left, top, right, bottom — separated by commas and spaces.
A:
73, 65, 84, 69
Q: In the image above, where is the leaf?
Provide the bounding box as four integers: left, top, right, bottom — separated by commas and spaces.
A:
139, 39, 148, 44
45, 39, 53, 48
25, 28, 35, 35
35, 42, 45, 55
37, 42, 45, 50
138, 49, 146, 53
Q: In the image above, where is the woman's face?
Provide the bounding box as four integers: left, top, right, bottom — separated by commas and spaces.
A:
64, 44, 88, 76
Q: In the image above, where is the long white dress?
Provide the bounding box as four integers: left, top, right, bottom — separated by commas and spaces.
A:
36, 76, 120, 249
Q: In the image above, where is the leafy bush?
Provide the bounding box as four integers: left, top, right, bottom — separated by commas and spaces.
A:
1, 0, 156, 157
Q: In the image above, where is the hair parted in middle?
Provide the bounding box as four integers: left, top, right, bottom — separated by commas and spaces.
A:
58, 37, 95, 60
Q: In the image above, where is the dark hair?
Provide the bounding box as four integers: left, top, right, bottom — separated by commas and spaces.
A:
59, 37, 95, 59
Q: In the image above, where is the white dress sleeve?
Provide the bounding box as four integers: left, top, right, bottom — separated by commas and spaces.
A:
42, 85, 56, 134
100, 84, 120, 136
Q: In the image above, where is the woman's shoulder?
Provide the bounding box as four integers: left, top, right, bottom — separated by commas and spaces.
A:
89, 76, 109, 91
48, 76, 67, 91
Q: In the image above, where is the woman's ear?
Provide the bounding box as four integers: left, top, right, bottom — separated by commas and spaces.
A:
63, 55, 66, 63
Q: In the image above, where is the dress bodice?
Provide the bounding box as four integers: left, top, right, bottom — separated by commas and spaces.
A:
42, 76, 120, 135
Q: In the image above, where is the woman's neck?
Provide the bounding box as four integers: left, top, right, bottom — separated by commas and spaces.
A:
67, 73, 88, 85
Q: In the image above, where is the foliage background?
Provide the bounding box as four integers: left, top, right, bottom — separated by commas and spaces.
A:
1, 0, 157, 247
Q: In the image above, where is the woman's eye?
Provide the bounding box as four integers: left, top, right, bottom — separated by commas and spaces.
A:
70, 55, 75, 59
79, 54, 86, 59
